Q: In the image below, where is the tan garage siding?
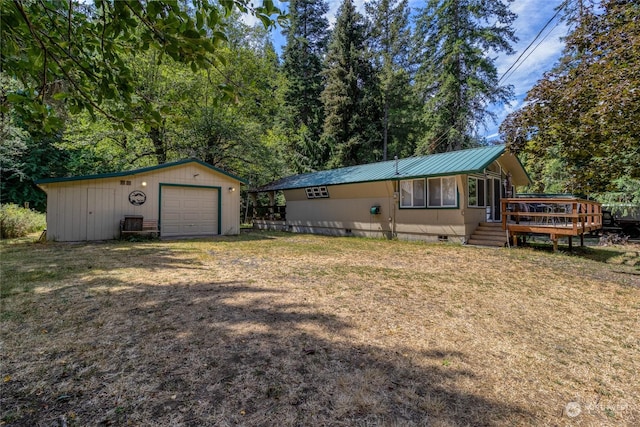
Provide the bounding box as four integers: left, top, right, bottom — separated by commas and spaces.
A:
87, 188, 117, 240
38, 160, 244, 241
47, 186, 90, 241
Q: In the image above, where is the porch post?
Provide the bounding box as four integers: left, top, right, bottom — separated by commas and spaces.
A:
268, 191, 276, 218
249, 193, 258, 219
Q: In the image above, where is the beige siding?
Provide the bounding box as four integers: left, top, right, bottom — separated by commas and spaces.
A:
40, 163, 242, 241
87, 188, 117, 240
283, 179, 469, 241
254, 156, 518, 243
277, 172, 507, 242
286, 181, 394, 238
48, 186, 89, 241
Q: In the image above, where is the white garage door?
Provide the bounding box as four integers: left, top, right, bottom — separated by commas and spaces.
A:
161, 186, 218, 237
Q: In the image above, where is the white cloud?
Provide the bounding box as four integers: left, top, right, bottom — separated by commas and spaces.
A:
496, 0, 568, 96
239, 0, 289, 28
484, 0, 569, 137
326, 0, 368, 27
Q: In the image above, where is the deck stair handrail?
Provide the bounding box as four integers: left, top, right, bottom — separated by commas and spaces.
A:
501, 197, 602, 233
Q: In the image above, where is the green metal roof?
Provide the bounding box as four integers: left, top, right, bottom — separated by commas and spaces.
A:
35, 158, 248, 185
255, 144, 510, 192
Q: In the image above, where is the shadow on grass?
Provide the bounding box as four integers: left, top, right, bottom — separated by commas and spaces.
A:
0, 233, 282, 299
1, 276, 534, 426
518, 237, 636, 264
0, 242, 201, 299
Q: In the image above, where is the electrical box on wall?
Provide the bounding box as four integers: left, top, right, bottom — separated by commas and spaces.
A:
370, 205, 381, 215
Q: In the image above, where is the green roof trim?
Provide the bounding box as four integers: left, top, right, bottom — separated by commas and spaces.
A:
35, 158, 248, 185
255, 145, 510, 192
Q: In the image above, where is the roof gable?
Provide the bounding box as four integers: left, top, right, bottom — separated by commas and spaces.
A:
35, 159, 248, 185
255, 145, 524, 191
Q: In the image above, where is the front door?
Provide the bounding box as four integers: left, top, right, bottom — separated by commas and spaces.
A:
484, 178, 502, 222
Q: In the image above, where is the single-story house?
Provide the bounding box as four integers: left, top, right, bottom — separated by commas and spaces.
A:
250, 144, 530, 243
36, 159, 246, 241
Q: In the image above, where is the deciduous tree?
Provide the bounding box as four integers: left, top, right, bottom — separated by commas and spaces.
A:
1, 0, 285, 131
500, 0, 640, 194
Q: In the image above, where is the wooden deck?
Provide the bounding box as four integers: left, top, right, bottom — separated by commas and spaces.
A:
501, 198, 602, 251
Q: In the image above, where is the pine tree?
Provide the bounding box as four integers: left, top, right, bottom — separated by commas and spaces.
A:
321, 0, 382, 168
365, 0, 415, 160
281, 0, 330, 171
413, 0, 517, 153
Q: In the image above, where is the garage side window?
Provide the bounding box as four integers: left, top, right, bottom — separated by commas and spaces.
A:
400, 179, 426, 208
428, 177, 457, 207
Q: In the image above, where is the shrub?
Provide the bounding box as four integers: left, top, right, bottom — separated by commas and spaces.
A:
0, 204, 46, 239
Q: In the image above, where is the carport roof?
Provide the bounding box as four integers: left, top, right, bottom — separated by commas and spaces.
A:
35, 158, 248, 185
254, 144, 529, 192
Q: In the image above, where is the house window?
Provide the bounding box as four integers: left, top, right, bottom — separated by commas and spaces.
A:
468, 177, 486, 207
400, 179, 426, 208
305, 186, 329, 199
428, 177, 457, 207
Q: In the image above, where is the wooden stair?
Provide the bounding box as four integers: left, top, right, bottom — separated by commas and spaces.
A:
467, 222, 508, 247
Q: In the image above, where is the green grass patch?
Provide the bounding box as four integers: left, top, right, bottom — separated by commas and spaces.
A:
0, 204, 46, 239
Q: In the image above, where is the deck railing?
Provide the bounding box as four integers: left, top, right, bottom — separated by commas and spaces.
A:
501, 197, 602, 235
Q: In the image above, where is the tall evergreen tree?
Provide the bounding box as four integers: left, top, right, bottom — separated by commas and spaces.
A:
321, 0, 382, 168
281, 0, 330, 171
413, 0, 517, 153
365, 0, 415, 160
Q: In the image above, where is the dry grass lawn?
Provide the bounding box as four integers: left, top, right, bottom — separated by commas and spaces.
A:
1, 231, 639, 426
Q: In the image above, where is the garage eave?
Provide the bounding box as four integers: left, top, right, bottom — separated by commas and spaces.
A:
34, 159, 248, 186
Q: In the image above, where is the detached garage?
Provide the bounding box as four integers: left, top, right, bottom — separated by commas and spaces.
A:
35, 159, 247, 241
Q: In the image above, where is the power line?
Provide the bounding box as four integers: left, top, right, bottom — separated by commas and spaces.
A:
500, 17, 565, 84
428, 1, 571, 152
499, 0, 569, 84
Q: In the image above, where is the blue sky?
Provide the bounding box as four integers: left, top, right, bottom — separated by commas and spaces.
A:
249, 0, 570, 141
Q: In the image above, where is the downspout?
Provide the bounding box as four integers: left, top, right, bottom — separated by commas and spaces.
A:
393, 181, 398, 238
392, 155, 400, 239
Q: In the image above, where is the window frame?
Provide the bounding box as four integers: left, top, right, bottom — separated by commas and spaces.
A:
399, 178, 426, 208
305, 186, 330, 199
468, 176, 486, 208
427, 176, 458, 208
